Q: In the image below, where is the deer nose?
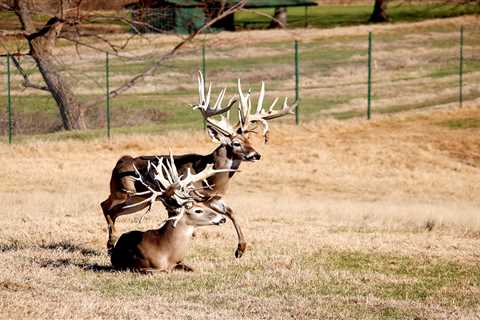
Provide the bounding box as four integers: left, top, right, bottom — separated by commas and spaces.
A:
217, 217, 226, 225
246, 152, 261, 161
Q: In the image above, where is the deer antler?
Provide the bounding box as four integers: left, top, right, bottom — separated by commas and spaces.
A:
236, 80, 297, 143
190, 72, 296, 142
192, 71, 236, 120
123, 153, 236, 226
191, 71, 238, 138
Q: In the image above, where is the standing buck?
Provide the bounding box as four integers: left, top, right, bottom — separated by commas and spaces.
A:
111, 156, 231, 272
101, 72, 296, 258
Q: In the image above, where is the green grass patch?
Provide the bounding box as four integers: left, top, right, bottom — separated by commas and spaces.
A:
235, 3, 480, 30
438, 117, 480, 129
429, 59, 480, 79
299, 95, 356, 118
376, 89, 480, 116
304, 249, 480, 306
330, 110, 364, 120
4, 95, 58, 114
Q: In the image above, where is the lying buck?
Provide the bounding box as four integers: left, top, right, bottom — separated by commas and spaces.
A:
101, 71, 296, 258
111, 156, 230, 272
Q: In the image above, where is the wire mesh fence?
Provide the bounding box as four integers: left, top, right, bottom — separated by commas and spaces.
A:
1, 22, 479, 142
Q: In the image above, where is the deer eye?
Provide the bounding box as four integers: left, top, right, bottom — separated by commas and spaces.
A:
232, 142, 241, 147
193, 208, 203, 214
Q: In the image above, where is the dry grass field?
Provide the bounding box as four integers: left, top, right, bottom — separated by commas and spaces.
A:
0, 104, 479, 319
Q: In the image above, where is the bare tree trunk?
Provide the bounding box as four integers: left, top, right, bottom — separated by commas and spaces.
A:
369, 0, 389, 23
268, 6, 287, 29
15, 1, 86, 130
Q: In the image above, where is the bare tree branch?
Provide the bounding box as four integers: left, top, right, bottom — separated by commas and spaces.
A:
84, 0, 247, 110
10, 54, 49, 91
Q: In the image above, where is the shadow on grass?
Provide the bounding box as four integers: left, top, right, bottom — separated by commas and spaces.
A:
0, 238, 131, 273
38, 240, 102, 257
37, 257, 117, 273
0, 241, 26, 252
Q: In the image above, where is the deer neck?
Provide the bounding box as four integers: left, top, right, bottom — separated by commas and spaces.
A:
207, 145, 241, 194
212, 144, 241, 171
156, 218, 194, 261
164, 219, 194, 240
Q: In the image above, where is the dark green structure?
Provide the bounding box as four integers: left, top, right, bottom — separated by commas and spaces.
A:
127, 0, 317, 34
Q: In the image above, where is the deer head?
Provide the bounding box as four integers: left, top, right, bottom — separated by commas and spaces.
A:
192, 71, 260, 162
181, 195, 228, 227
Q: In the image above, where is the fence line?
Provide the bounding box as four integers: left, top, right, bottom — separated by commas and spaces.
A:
105, 52, 111, 139
294, 40, 300, 125
2, 26, 479, 142
6, 54, 12, 144
459, 26, 464, 108
367, 32, 373, 120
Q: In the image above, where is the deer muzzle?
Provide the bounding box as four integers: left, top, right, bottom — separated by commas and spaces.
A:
212, 216, 227, 225
245, 152, 261, 161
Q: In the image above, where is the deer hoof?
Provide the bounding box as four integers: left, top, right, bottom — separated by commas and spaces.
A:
235, 243, 247, 258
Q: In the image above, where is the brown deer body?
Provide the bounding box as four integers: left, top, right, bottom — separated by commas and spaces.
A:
111, 196, 227, 272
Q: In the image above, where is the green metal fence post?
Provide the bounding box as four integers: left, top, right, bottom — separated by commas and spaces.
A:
106, 51, 111, 138
304, 6, 308, 28
201, 44, 206, 79
367, 32, 372, 120
459, 26, 464, 108
6, 54, 12, 144
294, 40, 300, 125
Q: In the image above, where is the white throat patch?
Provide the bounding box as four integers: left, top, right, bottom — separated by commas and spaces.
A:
224, 159, 233, 169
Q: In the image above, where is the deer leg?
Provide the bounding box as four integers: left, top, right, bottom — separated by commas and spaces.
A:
101, 197, 118, 253
223, 206, 247, 259
102, 197, 153, 254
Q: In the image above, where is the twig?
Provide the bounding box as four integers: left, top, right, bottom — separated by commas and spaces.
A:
10, 55, 49, 91
84, 0, 247, 110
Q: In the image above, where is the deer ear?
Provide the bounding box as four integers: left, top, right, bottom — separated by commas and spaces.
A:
207, 126, 231, 146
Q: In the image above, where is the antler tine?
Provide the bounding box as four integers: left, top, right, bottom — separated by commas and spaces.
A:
180, 163, 235, 189
206, 115, 236, 137
122, 163, 161, 210
261, 97, 297, 120
238, 80, 297, 142
236, 78, 252, 132
153, 157, 172, 191
198, 71, 205, 106
256, 81, 265, 114
192, 71, 236, 119
206, 81, 212, 108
